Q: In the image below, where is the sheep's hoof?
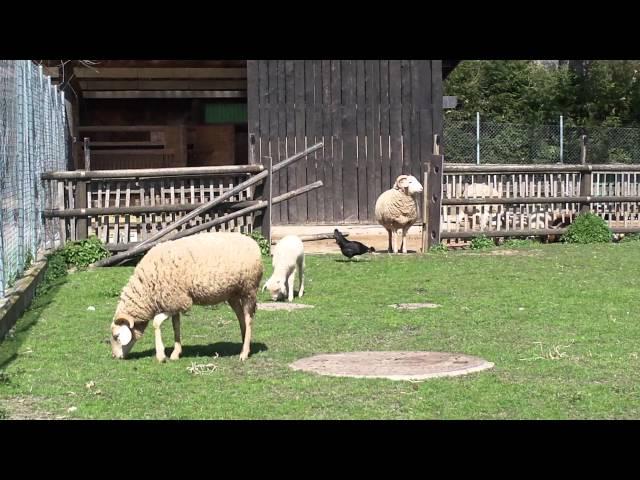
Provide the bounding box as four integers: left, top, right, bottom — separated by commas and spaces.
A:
156, 354, 167, 363
169, 351, 181, 361
239, 352, 249, 362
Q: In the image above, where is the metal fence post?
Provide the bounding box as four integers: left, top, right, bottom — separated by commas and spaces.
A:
560, 115, 564, 164
476, 112, 480, 165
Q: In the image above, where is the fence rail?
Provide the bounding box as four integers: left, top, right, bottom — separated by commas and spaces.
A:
43, 165, 261, 249
423, 160, 640, 249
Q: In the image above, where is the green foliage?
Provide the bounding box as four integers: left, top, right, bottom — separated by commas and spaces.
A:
37, 250, 68, 296
561, 212, 612, 244
429, 243, 449, 253
470, 234, 494, 250
34, 237, 109, 297
247, 230, 271, 256
60, 237, 110, 269
503, 238, 538, 248
445, 60, 640, 128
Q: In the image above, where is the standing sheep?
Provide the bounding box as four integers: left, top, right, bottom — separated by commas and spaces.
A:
374, 174, 424, 254
110, 232, 263, 362
262, 235, 304, 302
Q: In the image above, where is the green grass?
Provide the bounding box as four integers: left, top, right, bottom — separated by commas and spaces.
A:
1, 242, 640, 419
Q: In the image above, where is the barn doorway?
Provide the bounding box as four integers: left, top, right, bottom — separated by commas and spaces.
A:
70, 60, 249, 170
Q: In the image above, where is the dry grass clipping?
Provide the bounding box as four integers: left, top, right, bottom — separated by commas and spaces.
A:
519, 340, 575, 361
186, 353, 219, 375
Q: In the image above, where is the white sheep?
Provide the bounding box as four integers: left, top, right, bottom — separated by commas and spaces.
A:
109, 232, 263, 363
374, 175, 424, 254
262, 235, 304, 302
459, 182, 502, 230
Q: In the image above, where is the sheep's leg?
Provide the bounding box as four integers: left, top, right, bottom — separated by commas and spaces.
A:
391, 230, 398, 254
169, 313, 182, 361
238, 301, 254, 362
297, 257, 305, 298
287, 270, 295, 302
397, 228, 404, 254
228, 298, 246, 343
387, 229, 393, 253
153, 313, 169, 363
401, 227, 411, 254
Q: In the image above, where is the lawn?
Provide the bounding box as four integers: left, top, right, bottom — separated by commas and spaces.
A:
1, 241, 639, 419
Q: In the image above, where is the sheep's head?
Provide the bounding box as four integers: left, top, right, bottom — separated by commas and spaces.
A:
262, 278, 286, 302
394, 175, 423, 195
110, 312, 146, 359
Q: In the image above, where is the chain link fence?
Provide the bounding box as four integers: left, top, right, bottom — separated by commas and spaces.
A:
0, 60, 69, 297
444, 117, 640, 164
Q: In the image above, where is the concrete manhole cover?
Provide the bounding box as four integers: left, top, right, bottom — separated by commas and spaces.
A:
257, 302, 315, 311
389, 303, 441, 310
289, 351, 494, 381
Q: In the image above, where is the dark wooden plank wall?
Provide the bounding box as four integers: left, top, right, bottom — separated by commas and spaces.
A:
248, 60, 442, 224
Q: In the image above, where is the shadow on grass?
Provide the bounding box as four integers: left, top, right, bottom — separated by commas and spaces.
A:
334, 258, 374, 263
0, 277, 68, 371
126, 341, 268, 360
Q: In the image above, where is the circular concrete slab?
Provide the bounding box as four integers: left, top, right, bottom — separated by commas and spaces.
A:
257, 302, 315, 311
289, 351, 494, 381
389, 303, 441, 310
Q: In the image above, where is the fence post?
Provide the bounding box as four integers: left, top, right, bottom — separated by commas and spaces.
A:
251, 156, 272, 244
73, 137, 91, 240
559, 115, 564, 164
579, 135, 592, 214
423, 135, 444, 251
476, 112, 480, 165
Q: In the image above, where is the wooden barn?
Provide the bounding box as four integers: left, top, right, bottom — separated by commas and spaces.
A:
44, 60, 457, 228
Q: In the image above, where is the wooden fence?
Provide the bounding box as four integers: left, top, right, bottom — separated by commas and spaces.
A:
422, 161, 640, 249
41, 165, 263, 251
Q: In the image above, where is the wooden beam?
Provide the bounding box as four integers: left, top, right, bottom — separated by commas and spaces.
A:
79, 79, 247, 91
42, 164, 263, 180
73, 67, 247, 79
82, 90, 246, 99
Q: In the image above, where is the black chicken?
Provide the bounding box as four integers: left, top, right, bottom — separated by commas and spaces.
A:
334, 229, 375, 260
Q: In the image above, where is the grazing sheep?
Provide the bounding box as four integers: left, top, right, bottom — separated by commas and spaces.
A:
110, 232, 263, 363
374, 175, 424, 253
262, 235, 304, 302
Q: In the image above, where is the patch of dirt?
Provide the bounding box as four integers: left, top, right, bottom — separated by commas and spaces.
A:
289, 351, 495, 381
0, 396, 69, 420
272, 225, 424, 254
389, 303, 441, 310
257, 302, 315, 311
469, 249, 541, 256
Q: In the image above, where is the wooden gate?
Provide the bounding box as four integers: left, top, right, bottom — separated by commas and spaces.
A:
247, 60, 443, 224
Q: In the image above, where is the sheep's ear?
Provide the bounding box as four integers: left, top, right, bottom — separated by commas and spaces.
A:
114, 313, 135, 329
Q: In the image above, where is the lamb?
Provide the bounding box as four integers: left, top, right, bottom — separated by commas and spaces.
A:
262, 235, 304, 302
109, 232, 263, 363
374, 175, 424, 254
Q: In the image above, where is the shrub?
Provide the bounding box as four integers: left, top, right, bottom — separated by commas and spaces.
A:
470, 234, 494, 250
60, 236, 110, 269
429, 243, 449, 253
561, 212, 612, 244
247, 230, 271, 256
503, 238, 537, 248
